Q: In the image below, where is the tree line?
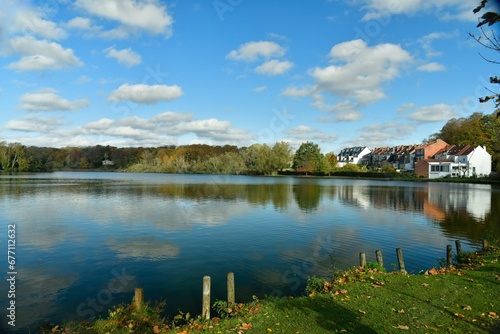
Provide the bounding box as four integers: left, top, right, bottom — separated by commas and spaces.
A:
1, 110, 499, 175
0, 141, 340, 175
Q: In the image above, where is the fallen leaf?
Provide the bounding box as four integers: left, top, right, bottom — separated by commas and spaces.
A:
52, 325, 59, 333
398, 309, 405, 314
463, 305, 472, 311
395, 325, 409, 330
359, 310, 366, 314
240, 322, 253, 330
454, 313, 465, 318
428, 268, 439, 275
488, 312, 498, 318
153, 325, 161, 334
421, 283, 430, 287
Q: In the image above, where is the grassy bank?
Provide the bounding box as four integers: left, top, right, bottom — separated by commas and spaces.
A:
43, 247, 500, 333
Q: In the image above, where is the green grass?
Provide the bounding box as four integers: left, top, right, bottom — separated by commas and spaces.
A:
43, 247, 500, 333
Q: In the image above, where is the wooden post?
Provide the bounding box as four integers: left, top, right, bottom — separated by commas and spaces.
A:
455, 240, 462, 255
483, 239, 489, 250
375, 250, 383, 268
134, 288, 143, 311
202, 276, 211, 320
227, 272, 235, 306
359, 252, 366, 268
446, 245, 453, 268
396, 248, 406, 273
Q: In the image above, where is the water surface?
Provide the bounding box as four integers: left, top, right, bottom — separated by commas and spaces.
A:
0, 172, 498, 332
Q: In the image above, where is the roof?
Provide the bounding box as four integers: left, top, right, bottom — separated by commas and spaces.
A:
338, 146, 369, 156
447, 145, 476, 156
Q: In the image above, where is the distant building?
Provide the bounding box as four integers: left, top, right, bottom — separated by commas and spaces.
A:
366, 145, 417, 171
102, 159, 115, 166
337, 146, 371, 167
415, 145, 491, 178
413, 139, 448, 170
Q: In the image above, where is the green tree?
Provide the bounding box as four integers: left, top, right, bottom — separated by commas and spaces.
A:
293, 142, 323, 174
320, 152, 338, 175
272, 141, 293, 172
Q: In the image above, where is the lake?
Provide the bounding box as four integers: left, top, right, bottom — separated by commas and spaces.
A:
0, 172, 498, 332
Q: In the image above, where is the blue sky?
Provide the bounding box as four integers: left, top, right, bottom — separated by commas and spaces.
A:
0, 0, 497, 154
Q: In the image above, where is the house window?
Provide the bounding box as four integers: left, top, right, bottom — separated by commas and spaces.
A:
442, 165, 449, 172
431, 165, 439, 172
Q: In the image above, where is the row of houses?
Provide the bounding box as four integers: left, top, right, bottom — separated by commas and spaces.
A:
337, 139, 492, 178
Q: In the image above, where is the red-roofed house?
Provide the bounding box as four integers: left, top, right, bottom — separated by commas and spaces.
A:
415, 145, 491, 178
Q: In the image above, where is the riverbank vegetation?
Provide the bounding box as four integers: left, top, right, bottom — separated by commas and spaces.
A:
42, 244, 500, 333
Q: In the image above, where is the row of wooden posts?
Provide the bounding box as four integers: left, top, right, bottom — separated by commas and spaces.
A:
359, 239, 490, 272
133, 272, 235, 320
132, 240, 490, 320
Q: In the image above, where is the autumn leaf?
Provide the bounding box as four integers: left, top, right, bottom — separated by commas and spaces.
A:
359, 310, 366, 314
454, 313, 465, 318
240, 322, 253, 330
463, 305, 472, 311
421, 283, 430, 287
153, 325, 161, 334
427, 268, 439, 275
488, 312, 499, 318
395, 325, 409, 330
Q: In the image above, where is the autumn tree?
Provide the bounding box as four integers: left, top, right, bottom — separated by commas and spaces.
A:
293, 142, 323, 174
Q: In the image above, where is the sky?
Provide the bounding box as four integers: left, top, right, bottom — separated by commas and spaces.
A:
0, 0, 498, 154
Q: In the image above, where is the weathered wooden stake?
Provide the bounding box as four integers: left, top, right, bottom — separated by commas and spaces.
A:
359, 252, 367, 268
455, 240, 462, 255
202, 276, 211, 320
396, 248, 406, 272
375, 250, 383, 268
227, 272, 235, 306
134, 287, 143, 310
483, 239, 489, 250
446, 245, 453, 268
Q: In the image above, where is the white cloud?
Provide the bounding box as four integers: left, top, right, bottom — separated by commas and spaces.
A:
66, 17, 93, 30
76, 113, 254, 145
417, 62, 445, 72
255, 59, 294, 76
75, 0, 173, 36
286, 125, 339, 143
352, 122, 416, 148
281, 87, 312, 97
314, 98, 363, 122
105, 47, 142, 67
12, 11, 67, 40
152, 111, 193, 124
107, 84, 184, 104
5, 114, 63, 132
406, 103, 459, 122
19, 88, 89, 111
310, 39, 412, 106
359, 0, 473, 21
5, 36, 82, 71
253, 86, 267, 92
226, 41, 286, 61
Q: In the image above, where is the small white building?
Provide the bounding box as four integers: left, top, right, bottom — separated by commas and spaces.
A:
416, 145, 491, 178
337, 146, 371, 167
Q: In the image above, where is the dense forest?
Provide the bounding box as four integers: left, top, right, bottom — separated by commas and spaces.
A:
1, 111, 499, 175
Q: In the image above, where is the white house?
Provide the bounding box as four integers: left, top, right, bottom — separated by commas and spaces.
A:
416, 145, 491, 178
337, 146, 371, 167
